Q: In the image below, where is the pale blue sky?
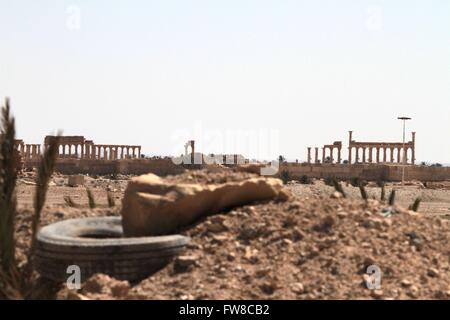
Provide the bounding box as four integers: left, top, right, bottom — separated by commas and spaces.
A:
1, 0, 449, 162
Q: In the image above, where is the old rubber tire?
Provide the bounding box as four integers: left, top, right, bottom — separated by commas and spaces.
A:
34, 217, 190, 282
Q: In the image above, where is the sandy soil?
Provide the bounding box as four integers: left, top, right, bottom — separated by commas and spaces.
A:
10, 170, 450, 300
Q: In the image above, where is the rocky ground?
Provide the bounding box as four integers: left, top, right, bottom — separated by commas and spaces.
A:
11, 169, 450, 300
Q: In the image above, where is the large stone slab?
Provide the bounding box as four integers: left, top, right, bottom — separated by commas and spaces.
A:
121, 173, 289, 237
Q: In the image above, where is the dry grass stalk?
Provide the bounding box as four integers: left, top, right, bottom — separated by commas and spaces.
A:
359, 184, 368, 201
64, 195, 78, 208
107, 191, 115, 208
388, 189, 396, 206
0, 97, 60, 299
87, 188, 96, 209
0, 97, 20, 298
332, 178, 346, 198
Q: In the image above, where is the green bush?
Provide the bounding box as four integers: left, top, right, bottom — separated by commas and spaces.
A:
299, 175, 312, 184
324, 176, 335, 186
280, 170, 290, 184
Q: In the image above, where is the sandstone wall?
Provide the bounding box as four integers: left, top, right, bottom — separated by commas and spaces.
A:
24, 158, 186, 176
280, 163, 450, 182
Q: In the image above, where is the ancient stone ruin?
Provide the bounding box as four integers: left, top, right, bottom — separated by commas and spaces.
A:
15, 135, 142, 163
44, 136, 142, 160
307, 131, 416, 165
347, 131, 415, 165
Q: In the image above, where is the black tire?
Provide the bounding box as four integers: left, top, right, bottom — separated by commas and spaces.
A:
35, 217, 190, 282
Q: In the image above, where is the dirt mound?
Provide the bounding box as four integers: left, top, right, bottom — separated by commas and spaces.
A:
11, 169, 450, 300
60, 194, 450, 300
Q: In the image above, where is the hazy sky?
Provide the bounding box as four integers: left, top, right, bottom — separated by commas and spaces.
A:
1, 0, 449, 162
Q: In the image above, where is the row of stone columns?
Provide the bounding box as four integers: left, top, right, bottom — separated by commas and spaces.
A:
322, 146, 342, 164
16, 143, 41, 160
23, 144, 41, 160
307, 147, 324, 164
55, 143, 141, 160
347, 131, 416, 165
58, 143, 84, 158
349, 146, 414, 164
307, 146, 342, 164
89, 145, 141, 160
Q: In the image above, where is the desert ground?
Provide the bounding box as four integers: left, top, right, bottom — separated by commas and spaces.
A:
13, 169, 450, 300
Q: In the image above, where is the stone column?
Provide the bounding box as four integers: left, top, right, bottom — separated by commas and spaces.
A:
376, 147, 380, 163
307, 147, 311, 163
348, 147, 352, 164
25, 145, 30, 160
383, 148, 387, 163
390, 148, 394, 163
397, 147, 402, 163
138, 147, 141, 158
329, 147, 334, 163
368, 147, 372, 163
362, 147, 366, 163
322, 148, 326, 163
411, 132, 416, 165
355, 148, 359, 163
337, 147, 341, 164
315, 147, 319, 163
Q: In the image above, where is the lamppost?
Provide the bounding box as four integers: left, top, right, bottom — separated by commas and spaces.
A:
397, 116, 412, 186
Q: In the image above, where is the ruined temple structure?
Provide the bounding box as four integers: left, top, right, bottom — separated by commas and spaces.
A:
347, 131, 415, 165
44, 136, 142, 160
13, 135, 141, 163
307, 142, 343, 164
13, 139, 41, 161
306, 131, 416, 165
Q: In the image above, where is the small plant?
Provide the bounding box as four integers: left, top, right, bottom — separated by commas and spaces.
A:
409, 197, 421, 212
299, 175, 311, 185
107, 191, 115, 208
332, 178, 346, 198
376, 179, 385, 188
108, 173, 118, 180
359, 184, 368, 201
0, 98, 60, 299
324, 176, 335, 186
0, 97, 20, 298
64, 196, 78, 208
280, 170, 290, 184
30, 135, 60, 255
350, 177, 360, 187
388, 189, 396, 206
86, 188, 96, 209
